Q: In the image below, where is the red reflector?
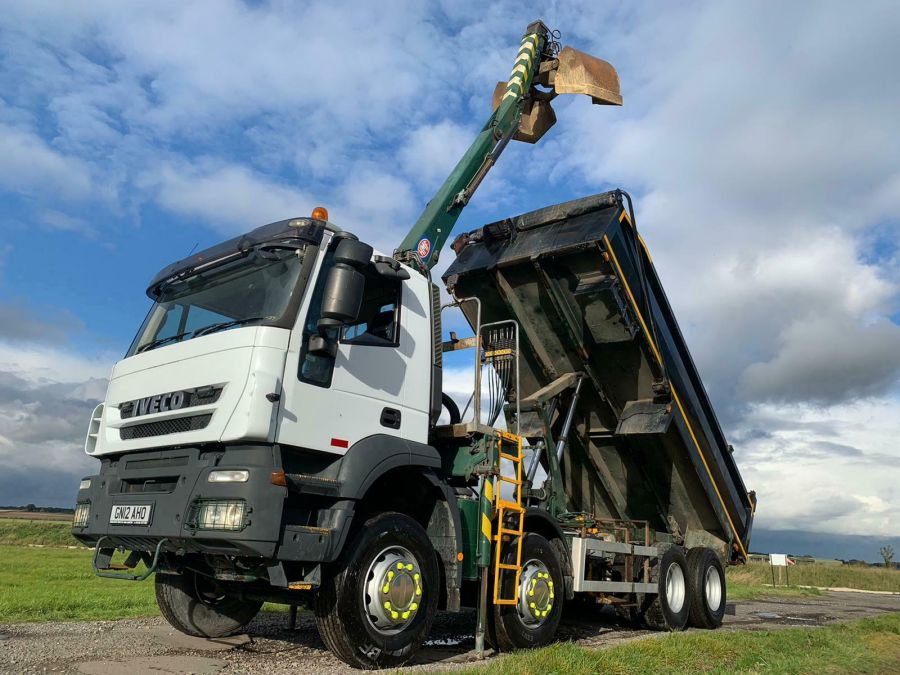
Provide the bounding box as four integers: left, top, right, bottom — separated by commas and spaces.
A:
330, 438, 349, 449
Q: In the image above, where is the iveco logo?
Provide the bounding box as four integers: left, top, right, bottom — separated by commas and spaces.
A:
128, 390, 188, 417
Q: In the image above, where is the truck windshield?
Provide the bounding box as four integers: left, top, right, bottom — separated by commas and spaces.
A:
127, 246, 304, 356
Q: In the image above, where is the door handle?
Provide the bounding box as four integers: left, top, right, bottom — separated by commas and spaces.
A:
380, 407, 401, 430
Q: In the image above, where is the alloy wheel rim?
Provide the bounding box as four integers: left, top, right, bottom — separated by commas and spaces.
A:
517, 558, 555, 626
704, 566, 722, 611
665, 562, 686, 614
363, 545, 423, 635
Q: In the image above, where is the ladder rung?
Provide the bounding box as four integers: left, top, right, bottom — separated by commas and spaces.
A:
493, 598, 518, 605
496, 500, 524, 511
497, 563, 520, 570
497, 527, 523, 536
499, 452, 522, 462
497, 475, 521, 484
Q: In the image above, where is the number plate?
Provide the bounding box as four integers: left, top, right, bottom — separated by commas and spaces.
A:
109, 504, 152, 526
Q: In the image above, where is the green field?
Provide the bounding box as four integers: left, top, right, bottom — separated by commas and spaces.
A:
460, 613, 900, 675
731, 561, 900, 593
0, 545, 157, 622
0, 518, 83, 547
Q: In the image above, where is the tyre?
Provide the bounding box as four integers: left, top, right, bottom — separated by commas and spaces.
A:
314, 512, 439, 669
686, 547, 726, 628
614, 597, 641, 626
641, 546, 690, 631
155, 569, 262, 638
489, 533, 564, 651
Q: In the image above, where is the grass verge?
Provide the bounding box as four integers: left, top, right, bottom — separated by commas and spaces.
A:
459, 613, 900, 675
0, 519, 81, 547
728, 561, 900, 593
726, 581, 820, 601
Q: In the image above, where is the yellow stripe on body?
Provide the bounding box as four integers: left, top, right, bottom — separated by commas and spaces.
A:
481, 513, 492, 540
601, 234, 749, 560
483, 479, 494, 503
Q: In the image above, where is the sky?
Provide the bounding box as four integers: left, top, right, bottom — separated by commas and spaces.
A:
0, 1, 897, 552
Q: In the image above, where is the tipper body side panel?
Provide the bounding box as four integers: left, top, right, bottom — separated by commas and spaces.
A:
443, 192, 754, 561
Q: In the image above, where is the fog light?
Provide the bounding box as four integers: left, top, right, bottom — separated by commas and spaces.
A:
207, 470, 249, 483
73, 503, 90, 528
194, 500, 246, 531
79, 479, 91, 491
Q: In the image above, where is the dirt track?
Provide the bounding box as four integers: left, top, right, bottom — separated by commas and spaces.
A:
2, 591, 899, 674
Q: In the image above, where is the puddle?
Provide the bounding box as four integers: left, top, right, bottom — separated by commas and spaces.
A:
755, 612, 782, 620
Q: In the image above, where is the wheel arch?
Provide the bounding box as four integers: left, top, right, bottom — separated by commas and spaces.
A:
524, 508, 574, 600
335, 436, 462, 611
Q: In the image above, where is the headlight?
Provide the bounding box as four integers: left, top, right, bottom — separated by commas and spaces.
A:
207, 470, 249, 483
193, 500, 246, 531
73, 503, 90, 528
78, 479, 91, 491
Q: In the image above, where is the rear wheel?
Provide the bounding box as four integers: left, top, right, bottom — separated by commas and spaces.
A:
155, 569, 262, 637
489, 533, 564, 651
314, 512, 439, 669
686, 547, 726, 628
641, 546, 690, 631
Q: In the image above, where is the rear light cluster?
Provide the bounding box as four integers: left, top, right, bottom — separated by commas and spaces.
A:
73, 503, 90, 528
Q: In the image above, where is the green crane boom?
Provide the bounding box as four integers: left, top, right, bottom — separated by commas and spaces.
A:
395, 20, 623, 271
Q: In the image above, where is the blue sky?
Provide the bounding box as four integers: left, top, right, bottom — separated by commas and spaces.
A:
0, 1, 898, 547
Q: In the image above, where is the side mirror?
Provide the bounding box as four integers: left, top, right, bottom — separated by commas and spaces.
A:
334, 238, 373, 267
307, 237, 372, 356
317, 263, 364, 330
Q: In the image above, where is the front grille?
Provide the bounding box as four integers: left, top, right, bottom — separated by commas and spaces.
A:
119, 477, 179, 493
120, 414, 212, 440
119, 386, 223, 420
123, 455, 189, 470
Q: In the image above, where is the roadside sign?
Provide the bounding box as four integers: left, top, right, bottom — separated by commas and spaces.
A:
769, 553, 791, 586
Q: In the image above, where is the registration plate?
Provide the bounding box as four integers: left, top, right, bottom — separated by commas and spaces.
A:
109, 504, 152, 525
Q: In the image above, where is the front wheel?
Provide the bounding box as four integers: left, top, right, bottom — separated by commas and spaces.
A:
314, 512, 439, 669
489, 533, 564, 651
155, 569, 262, 637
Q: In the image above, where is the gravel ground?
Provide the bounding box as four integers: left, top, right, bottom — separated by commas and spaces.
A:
1, 591, 898, 674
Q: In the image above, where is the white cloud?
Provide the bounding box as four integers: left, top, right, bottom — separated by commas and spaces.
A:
0, 342, 112, 384
736, 396, 900, 537
0, 340, 112, 505
141, 160, 315, 233
0, 123, 93, 200
399, 120, 477, 188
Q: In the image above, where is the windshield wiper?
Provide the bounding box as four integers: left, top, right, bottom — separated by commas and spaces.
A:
136, 331, 192, 354
193, 316, 271, 338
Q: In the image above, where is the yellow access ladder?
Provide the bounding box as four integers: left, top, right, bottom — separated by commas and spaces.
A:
492, 431, 525, 605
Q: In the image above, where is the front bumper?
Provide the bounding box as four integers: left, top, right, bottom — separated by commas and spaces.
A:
72, 445, 287, 558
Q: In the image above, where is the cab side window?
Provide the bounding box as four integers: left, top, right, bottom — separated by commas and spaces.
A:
341, 267, 401, 347
298, 250, 338, 386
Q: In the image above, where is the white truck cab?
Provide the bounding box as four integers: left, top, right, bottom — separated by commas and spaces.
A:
86, 219, 437, 461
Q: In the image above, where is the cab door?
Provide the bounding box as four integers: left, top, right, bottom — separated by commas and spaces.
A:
276, 242, 426, 454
